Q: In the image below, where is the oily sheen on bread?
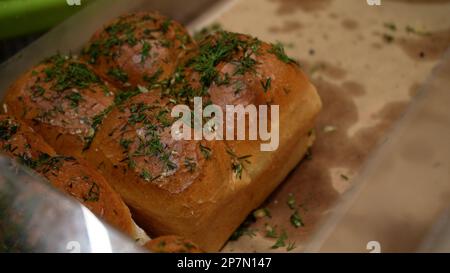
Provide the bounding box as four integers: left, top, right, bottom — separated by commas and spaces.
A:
0, 115, 138, 237
2, 55, 116, 159
81, 11, 197, 89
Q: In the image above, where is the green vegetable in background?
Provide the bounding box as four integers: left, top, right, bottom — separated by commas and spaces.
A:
0, 0, 94, 39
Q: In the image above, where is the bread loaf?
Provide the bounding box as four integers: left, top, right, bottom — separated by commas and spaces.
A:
1, 12, 321, 252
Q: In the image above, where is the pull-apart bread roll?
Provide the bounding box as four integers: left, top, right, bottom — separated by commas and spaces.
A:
85, 92, 231, 249
82, 12, 197, 89
85, 29, 322, 251
0, 115, 137, 237
2, 54, 116, 159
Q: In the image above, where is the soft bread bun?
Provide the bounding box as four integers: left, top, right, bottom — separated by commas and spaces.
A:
0, 115, 137, 237
84, 92, 232, 248
84, 31, 321, 251
2, 55, 116, 159
144, 235, 202, 253
185, 32, 322, 250
82, 12, 197, 89
200, 32, 306, 107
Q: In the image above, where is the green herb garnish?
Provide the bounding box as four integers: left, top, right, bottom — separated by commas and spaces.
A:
260, 77, 272, 93
229, 214, 256, 241
64, 91, 84, 108
287, 241, 296, 251
271, 230, 288, 249
43, 56, 101, 92
119, 138, 133, 150
156, 108, 172, 127
84, 181, 100, 202
268, 42, 298, 65
383, 33, 394, 43
265, 224, 278, 238
226, 148, 251, 179
189, 31, 243, 87
107, 67, 128, 83
0, 120, 19, 141
290, 210, 304, 228
193, 23, 223, 41
253, 208, 271, 219
105, 22, 132, 35
140, 169, 153, 182
161, 18, 172, 34
83, 105, 113, 150
199, 143, 212, 159
383, 22, 397, 31
31, 85, 46, 97
18, 153, 69, 174
160, 39, 172, 48
233, 54, 258, 75
287, 193, 296, 210
141, 41, 151, 63
126, 32, 137, 46
143, 68, 163, 85
184, 157, 197, 172
406, 25, 431, 36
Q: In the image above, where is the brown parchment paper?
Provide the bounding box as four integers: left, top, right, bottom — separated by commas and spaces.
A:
207, 0, 450, 252
315, 49, 450, 252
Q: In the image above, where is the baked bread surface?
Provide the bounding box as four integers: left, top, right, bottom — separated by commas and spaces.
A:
2, 55, 116, 159
82, 11, 197, 89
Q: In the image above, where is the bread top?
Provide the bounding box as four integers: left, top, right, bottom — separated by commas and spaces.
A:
0, 115, 134, 235
91, 92, 230, 195
82, 12, 197, 89
90, 31, 313, 194
148, 30, 308, 116
163, 31, 301, 106
148, 30, 310, 140
197, 31, 306, 108
2, 55, 116, 153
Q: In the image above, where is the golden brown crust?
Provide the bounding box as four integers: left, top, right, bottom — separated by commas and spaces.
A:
205, 33, 306, 108
82, 12, 197, 89
2, 55, 115, 159
87, 92, 211, 194
144, 235, 202, 253
85, 91, 232, 246
0, 115, 135, 236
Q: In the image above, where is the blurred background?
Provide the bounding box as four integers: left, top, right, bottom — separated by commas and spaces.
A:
0, 0, 90, 62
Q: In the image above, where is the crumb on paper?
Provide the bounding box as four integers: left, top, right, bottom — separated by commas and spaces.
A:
323, 125, 337, 133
